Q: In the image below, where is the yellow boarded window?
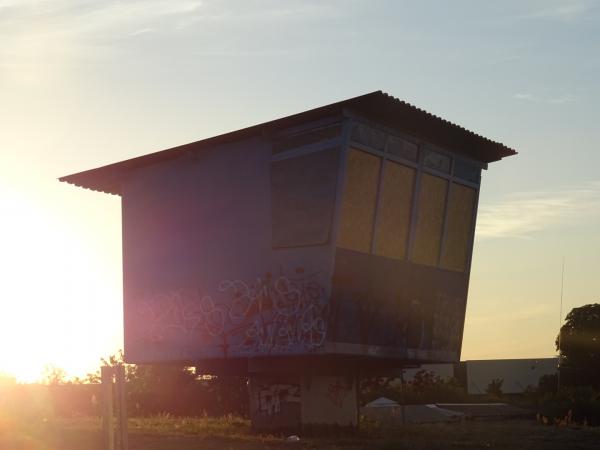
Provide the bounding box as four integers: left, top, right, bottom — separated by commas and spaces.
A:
440, 183, 476, 272
337, 149, 381, 252
411, 173, 448, 266
374, 161, 415, 260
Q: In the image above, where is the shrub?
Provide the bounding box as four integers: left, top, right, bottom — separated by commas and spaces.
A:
485, 378, 504, 398
537, 386, 600, 426
360, 370, 468, 406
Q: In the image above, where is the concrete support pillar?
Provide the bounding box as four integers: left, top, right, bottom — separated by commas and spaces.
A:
248, 374, 358, 431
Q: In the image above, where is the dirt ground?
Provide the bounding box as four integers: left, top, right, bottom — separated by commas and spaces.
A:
4, 416, 600, 450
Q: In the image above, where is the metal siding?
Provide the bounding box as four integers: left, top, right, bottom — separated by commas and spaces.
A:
68, 109, 508, 371
328, 248, 468, 363
121, 137, 336, 363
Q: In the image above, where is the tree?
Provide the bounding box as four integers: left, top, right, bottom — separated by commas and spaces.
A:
485, 378, 503, 397
557, 303, 600, 387
42, 364, 67, 385
537, 373, 558, 395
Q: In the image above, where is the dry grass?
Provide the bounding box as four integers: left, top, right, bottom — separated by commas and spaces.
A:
2, 413, 600, 449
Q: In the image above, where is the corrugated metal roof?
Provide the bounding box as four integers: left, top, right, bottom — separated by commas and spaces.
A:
59, 91, 517, 195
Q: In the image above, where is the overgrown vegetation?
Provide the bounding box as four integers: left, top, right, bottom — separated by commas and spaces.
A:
360, 370, 469, 406
485, 378, 504, 397
363, 302, 600, 427
32, 350, 249, 418
360, 367, 600, 427
19, 299, 600, 429
529, 302, 600, 425
529, 386, 600, 427
4, 415, 600, 450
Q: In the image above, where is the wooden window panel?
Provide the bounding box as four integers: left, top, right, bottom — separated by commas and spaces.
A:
337, 149, 381, 252
411, 173, 448, 266
374, 161, 415, 260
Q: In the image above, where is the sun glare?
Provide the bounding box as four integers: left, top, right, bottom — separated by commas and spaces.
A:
0, 183, 123, 383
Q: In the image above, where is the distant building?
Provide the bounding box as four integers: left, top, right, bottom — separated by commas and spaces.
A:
463, 358, 558, 395
398, 358, 558, 395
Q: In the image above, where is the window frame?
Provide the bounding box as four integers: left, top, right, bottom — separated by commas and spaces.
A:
344, 118, 482, 273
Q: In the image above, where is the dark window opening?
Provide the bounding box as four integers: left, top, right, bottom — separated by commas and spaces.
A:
271, 148, 340, 247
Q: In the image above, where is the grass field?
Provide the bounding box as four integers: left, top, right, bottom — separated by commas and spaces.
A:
2, 415, 600, 450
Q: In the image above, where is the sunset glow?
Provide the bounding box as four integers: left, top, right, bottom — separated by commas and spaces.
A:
0, 183, 123, 382
1, 0, 599, 383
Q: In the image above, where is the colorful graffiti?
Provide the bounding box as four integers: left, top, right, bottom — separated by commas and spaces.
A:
137, 290, 225, 343
257, 383, 300, 416
137, 267, 328, 355
326, 378, 350, 408
136, 252, 467, 361
220, 269, 327, 354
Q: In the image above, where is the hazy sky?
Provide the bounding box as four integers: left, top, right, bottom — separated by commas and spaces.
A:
1, 0, 599, 381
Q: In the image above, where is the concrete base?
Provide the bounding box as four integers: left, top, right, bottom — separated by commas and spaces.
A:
249, 374, 358, 431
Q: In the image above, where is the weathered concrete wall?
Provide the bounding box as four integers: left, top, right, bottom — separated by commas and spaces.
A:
249, 375, 357, 430
301, 375, 357, 427
248, 377, 301, 430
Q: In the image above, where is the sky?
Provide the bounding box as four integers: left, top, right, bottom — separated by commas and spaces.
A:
1, 0, 599, 382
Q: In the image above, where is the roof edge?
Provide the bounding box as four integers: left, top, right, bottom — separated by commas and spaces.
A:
60, 91, 517, 194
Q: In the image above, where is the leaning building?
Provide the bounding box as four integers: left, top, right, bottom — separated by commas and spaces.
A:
61, 91, 516, 429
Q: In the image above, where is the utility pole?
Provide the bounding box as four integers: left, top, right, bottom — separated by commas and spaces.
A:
557, 257, 565, 393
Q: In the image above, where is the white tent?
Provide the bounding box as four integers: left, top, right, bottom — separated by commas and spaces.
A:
362, 398, 463, 424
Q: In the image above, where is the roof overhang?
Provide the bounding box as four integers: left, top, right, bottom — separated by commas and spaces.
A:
60, 91, 517, 195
